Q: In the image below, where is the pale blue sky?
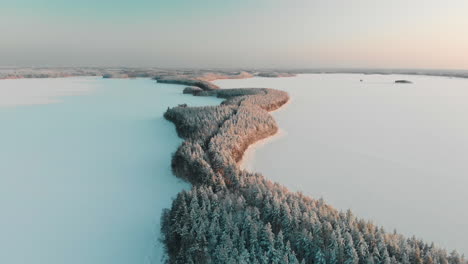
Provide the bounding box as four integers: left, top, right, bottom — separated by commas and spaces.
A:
2, 0, 468, 69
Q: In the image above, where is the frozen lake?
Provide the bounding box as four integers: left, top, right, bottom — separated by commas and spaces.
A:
215, 74, 468, 254
0, 77, 222, 264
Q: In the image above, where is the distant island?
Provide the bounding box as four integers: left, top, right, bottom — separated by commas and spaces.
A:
395, 80, 413, 84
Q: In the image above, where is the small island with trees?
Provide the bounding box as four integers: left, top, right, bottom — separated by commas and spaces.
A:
395, 80, 413, 84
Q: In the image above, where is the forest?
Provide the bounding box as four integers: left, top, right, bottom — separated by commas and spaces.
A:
161, 82, 466, 264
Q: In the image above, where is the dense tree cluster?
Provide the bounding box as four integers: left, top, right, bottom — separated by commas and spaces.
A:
156, 76, 220, 90
216, 88, 289, 111
257, 72, 296, 78
162, 183, 465, 264
161, 85, 465, 264
183, 86, 204, 94
164, 105, 236, 143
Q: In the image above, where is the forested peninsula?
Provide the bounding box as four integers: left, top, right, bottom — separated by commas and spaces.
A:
159, 75, 466, 264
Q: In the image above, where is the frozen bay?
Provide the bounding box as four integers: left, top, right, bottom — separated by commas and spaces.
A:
0, 77, 222, 263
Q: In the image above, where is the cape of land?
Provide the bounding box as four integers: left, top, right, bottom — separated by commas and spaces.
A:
157, 72, 466, 263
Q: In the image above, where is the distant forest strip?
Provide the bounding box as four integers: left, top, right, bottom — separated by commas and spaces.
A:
0, 68, 294, 80
2, 67, 468, 80
155, 77, 220, 91
160, 77, 466, 264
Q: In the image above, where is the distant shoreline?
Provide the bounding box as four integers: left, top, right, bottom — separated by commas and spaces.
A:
1, 67, 468, 81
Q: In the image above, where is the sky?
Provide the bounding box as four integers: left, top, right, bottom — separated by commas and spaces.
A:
1, 0, 468, 69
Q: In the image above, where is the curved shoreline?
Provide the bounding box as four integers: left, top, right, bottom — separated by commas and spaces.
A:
159, 76, 466, 263
238, 128, 286, 170
237, 97, 292, 170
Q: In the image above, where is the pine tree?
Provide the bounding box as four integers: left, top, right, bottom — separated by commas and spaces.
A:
272, 231, 285, 263
344, 232, 359, 264
259, 223, 275, 253
401, 251, 410, 264
315, 248, 327, 264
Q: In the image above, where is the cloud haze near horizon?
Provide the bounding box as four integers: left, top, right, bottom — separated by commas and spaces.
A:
2, 0, 468, 69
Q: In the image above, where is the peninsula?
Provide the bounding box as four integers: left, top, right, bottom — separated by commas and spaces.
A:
159, 74, 466, 263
